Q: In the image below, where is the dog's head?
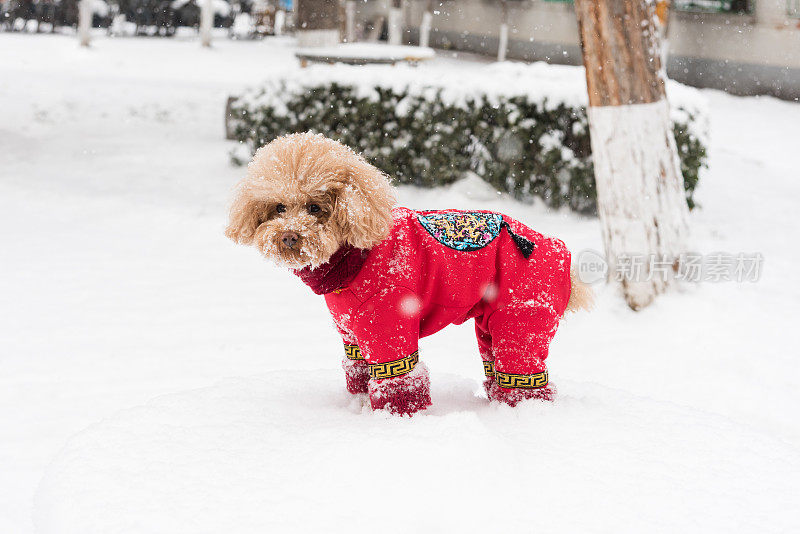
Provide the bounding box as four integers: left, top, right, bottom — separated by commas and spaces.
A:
225, 133, 396, 269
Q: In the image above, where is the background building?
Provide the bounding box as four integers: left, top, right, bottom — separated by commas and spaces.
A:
358, 0, 800, 99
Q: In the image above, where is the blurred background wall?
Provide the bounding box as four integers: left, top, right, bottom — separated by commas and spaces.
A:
358, 0, 800, 99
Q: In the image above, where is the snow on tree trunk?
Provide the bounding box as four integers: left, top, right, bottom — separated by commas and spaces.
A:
78, 0, 91, 47
388, 0, 403, 46
200, 0, 213, 47
297, 0, 340, 47
574, 0, 689, 311
419, 9, 432, 48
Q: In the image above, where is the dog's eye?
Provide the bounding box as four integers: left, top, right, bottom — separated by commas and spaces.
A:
275, 204, 286, 214
307, 204, 321, 214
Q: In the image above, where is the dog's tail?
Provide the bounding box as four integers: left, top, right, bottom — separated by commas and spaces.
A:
566, 267, 594, 313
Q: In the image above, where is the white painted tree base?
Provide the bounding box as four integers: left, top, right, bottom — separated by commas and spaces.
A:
274, 10, 285, 36
587, 99, 689, 310
77, 0, 91, 47
497, 22, 508, 62
388, 7, 403, 46
419, 11, 432, 48
297, 29, 340, 48
345, 0, 357, 43
199, 0, 213, 47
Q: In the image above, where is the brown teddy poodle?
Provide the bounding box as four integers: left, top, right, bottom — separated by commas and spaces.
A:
226, 132, 592, 415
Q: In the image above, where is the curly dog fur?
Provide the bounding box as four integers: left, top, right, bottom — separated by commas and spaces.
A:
225, 133, 396, 269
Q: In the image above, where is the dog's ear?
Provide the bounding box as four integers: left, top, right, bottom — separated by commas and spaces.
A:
225, 190, 265, 246
334, 162, 396, 250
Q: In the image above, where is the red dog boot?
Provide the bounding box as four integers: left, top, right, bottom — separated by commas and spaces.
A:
481, 359, 497, 398
485, 378, 556, 406
342, 358, 370, 394
483, 377, 496, 399
368, 363, 432, 416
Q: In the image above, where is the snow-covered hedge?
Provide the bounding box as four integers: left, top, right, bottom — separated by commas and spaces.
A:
227, 62, 708, 214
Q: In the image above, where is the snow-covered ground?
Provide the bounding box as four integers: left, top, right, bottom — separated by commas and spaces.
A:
1, 33, 799, 533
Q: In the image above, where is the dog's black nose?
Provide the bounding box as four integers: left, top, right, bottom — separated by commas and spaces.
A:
281, 231, 300, 248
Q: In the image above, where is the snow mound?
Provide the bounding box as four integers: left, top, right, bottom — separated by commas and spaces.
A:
35, 370, 798, 533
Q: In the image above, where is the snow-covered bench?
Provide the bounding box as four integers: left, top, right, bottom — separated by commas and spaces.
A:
295, 43, 435, 68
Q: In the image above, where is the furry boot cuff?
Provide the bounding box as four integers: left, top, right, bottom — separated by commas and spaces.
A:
368, 363, 432, 416
342, 358, 370, 394
485, 378, 556, 406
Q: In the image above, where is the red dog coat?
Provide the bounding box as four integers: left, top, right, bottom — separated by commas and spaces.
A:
294, 208, 572, 413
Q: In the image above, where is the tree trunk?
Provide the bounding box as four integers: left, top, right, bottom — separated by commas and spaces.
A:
77, 0, 91, 46
497, 0, 508, 62
574, 0, 689, 311
419, 0, 432, 48
655, 0, 671, 71
274, 9, 285, 36
344, 0, 356, 42
297, 0, 340, 47
200, 0, 213, 47
388, 0, 403, 45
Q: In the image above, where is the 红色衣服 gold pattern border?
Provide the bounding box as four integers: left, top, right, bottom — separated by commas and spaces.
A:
495, 369, 548, 389
369, 351, 419, 379
344, 344, 364, 360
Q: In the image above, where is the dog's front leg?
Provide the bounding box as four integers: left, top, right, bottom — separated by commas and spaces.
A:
351, 289, 431, 415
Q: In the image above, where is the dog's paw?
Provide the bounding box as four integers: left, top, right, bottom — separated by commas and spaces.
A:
368, 363, 432, 416
485, 379, 556, 406
343, 359, 370, 395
